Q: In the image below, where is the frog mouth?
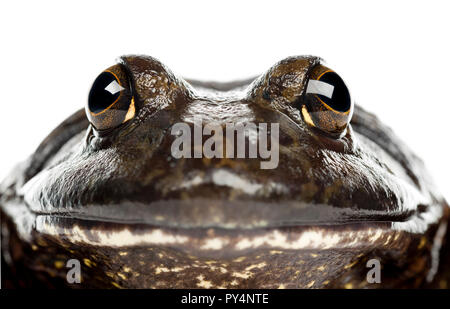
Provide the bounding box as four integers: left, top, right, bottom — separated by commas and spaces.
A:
21, 194, 427, 229
2, 193, 444, 253
2, 200, 444, 265
1, 199, 414, 253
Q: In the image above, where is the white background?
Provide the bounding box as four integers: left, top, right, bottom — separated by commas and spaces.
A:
0, 0, 449, 200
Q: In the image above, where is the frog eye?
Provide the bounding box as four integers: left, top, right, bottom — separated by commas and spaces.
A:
86, 64, 135, 131
300, 64, 353, 138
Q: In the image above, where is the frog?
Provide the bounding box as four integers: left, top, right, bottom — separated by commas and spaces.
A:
1, 55, 449, 289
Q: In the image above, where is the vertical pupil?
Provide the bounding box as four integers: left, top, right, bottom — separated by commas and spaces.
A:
316, 72, 350, 112
88, 72, 123, 114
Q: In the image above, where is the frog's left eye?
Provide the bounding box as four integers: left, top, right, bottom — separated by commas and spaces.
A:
300, 64, 353, 138
86, 64, 135, 131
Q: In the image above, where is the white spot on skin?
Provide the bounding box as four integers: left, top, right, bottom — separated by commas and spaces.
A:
234, 228, 389, 250
36, 219, 189, 247
155, 265, 188, 274
155, 267, 170, 274
179, 175, 204, 189
196, 275, 213, 288
200, 237, 229, 250
245, 262, 267, 271
170, 266, 186, 272
231, 262, 267, 279
232, 271, 251, 279
173, 172, 287, 199
306, 280, 315, 288
211, 170, 262, 195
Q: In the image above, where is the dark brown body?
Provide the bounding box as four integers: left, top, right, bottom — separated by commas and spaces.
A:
1, 55, 449, 288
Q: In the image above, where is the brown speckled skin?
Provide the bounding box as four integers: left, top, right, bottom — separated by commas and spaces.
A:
1, 55, 449, 288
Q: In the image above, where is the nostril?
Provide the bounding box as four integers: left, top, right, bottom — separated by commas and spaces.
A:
417, 204, 429, 213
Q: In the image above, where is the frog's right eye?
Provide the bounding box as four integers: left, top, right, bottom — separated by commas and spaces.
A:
86, 64, 135, 131
300, 64, 353, 138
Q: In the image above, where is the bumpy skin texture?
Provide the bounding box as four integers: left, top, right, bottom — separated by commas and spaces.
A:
1, 55, 449, 289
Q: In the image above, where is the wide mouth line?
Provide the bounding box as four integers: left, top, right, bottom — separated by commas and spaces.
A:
23, 194, 417, 231
35, 212, 399, 230
27, 204, 415, 231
